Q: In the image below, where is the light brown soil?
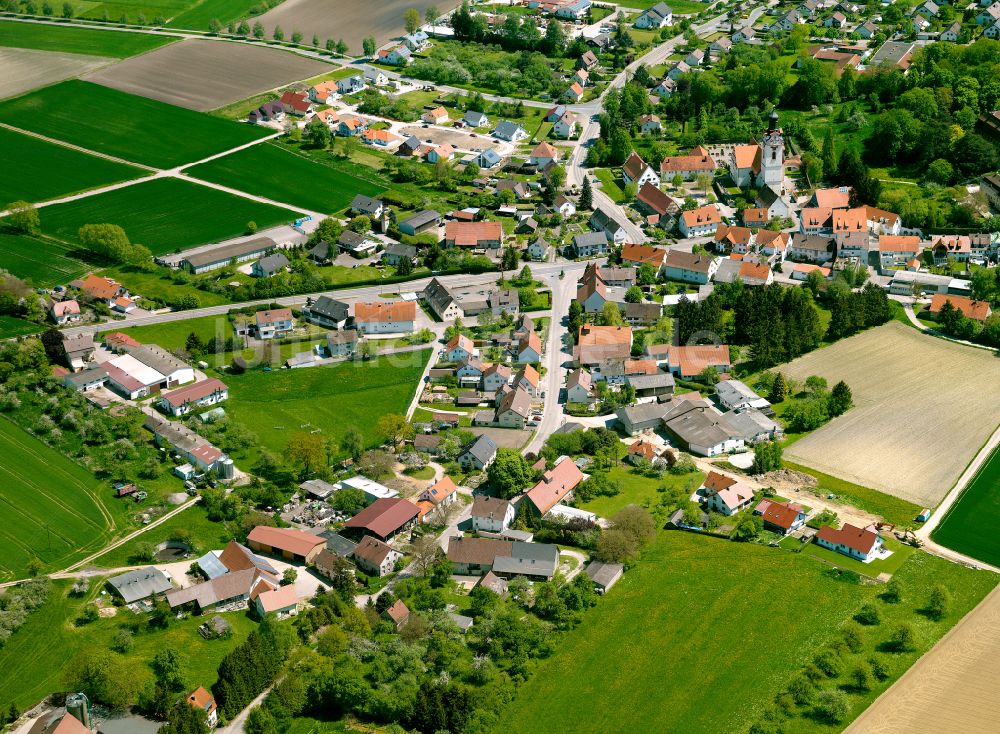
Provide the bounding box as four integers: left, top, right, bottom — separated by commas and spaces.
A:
846, 583, 1000, 733
83, 38, 333, 111
781, 322, 1000, 507
257, 0, 462, 55
0, 47, 113, 101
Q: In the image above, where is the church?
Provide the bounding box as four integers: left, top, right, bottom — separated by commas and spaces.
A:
728, 110, 793, 218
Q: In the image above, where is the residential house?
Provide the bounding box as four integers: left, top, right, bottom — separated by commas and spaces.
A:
824, 11, 847, 27
456, 357, 484, 384
525, 457, 585, 517
700, 471, 755, 515
639, 113, 663, 134
816, 523, 884, 562
403, 30, 429, 51
928, 294, 992, 321
445, 333, 475, 363
304, 296, 350, 330
255, 308, 294, 339
667, 60, 691, 81
590, 207, 628, 244
352, 535, 402, 576
664, 249, 719, 283
754, 499, 806, 535
679, 205, 722, 237
653, 77, 677, 97
326, 330, 359, 357
496, 387, 531, 428
566, 368, 593, 403
494, 120, 529, 142
363, 67, 388, 85
574, 324, 632, 366
187, 688, 219, 728
427, 143, 456, 163
714, 224, 755, 254
578, 49, 599, 69
49, 300, 80, 325
624, 301, 662, 326
514, 330, 543, 363
248, 100, 284, 123
789, 234, 835, 263
383, 600, 411, 629
856, 20, 878, 38
685, 49, 705, 67
737, 260, 773, 286
757, 230, 790, 261
158, 378, 228, 417
732, 25, 756, 42
338, 230, 379, 257
635, 2, 673, 28
515, 363, 540, 395
383, 243, 417, 267
709, 36, 732, 58
878, 235, 921, 269
445, 220, 504, 249
251, 253, 289, 278
463, 110, 489, 128
790, 263, 831, 281
354, 301, 416, 334
343, 498, 420, 542
458, 434, 498, 471
621, 243, 668, 272
667, 344, 730, 379
563, 82, 585, 102
350, 194, 384, 218
254, 584, 299, 619
660, 147, 716, 179
572, 231, 610, 257
529, 141, 560, 168
622, 151, 661, 188
940, 21, 962, 41
553, 111, 579, 138
378, 45, 411, 65
527, 236, 551, 261
471, 496, 515, 533
482, 363, 513, 392
336, 75, 365, 95
279, 90, 312, 116
573, 68, 590, 87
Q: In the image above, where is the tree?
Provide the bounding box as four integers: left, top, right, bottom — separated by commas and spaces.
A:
926, 584, 950, 621
69, 649, 142, 710
828, 380, 853, 416
408, 534, 441, 576
425, 5, 438, 31
208, 17, 221, 34
286, 432, 327, 475
273, 25, 284, 41
363, 37, 376, 56
579, 176, 593, 210
376, 413, 412, 449
253, 21, 265, 39
730, 514, 762, 542
602, 301, 623, 326
291, 30, 303, 44
305, 116, 332, 148
637, 263, 657, 286
501, 245, 519, 272
609, 504, 655, 550
889, 623, 916, 652
404, 7, 421, 34
61, 1, 72, 17
161, 699, 208, 734
883, 578, 903, 604
340, 428, 364, 460
768, 372, 788, 403
821, 127, 837, 181
624, 285, 643, 303
332, 487, 365, 515
850, 662, 874, 692
282, 568, 297, 586
855, 603, 880, 626
487, 448, 534, 498
4, 201, 40, 234
77, 223, 132, 262
595, 528, 636, 563
814, 689, 850, 723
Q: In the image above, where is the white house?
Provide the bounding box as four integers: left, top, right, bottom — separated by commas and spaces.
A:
635, 2, 673, 28
621, 152, 660, 188
700, 471, 755, 516
470, 495, 514, 533
816, 523, 884, 562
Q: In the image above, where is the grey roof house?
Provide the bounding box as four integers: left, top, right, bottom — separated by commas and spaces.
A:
108, 567, 173, 604
251, 253, 289, 278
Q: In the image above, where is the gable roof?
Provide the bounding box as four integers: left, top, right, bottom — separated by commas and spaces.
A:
445, 220, 503, 246
817, 523, 880, 554
256, 583, 298, 612
354, 300, 416, 323
622, 151, 651, 181
929, 294, 991, 321
526, 457, 584, 514
352, 535, 395, 566
756, 499, 803, 530
344, 497, 420, 537
247, 526, 325, 557
161, 378, 227, 408
680, 205, 721, 229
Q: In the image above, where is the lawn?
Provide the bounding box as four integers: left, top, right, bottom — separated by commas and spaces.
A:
0, 126, 146, 204
496, 532, 997, 734
0, 417, 130, 581
495, 532, 864, 734
800, 534, 916, 577
98, 264, 232, 308
579, 464, 705, 518
0, 80, 270, 168
0, 315, 43, 338
932, 444, 1000, 566
0, 578, 259, 711
618, 0, 706, 12
224, 351, 432, 461
0, 232, 90, 287
98, 313, 234, 352
39, 177, 300, 255
784, 461, 922, 528
593, 168, 625, 203
186, 141, 385, 215
89, 503, 237, 568
0, 19, 179, 57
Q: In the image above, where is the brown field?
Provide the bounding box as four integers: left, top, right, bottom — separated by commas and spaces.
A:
82, 38, 332, 111
0, 47, 113, 101
845, 583, 1000, 733
257, 0, 462, 54
781, 322, 1000, 507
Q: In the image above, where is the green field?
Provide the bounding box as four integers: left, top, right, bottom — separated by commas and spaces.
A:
579, 464, 705, 518
0, 232, 90, 286
0, 314, 44, 338
619, 0, 707, 12
0, 127, 146, 204
495, 533, 998, 734
225, 352, 432, 460
0, 19, 178, 56
0, 418, 128, 580
99, 313, 234, 352
39, 177, 299, 255
187, 141, 386, 214
0, 578, 258, 710
932, 444, 1000, 566
166, 0, 264, 29
0, 80, 269, 168
97, 264, 232, 307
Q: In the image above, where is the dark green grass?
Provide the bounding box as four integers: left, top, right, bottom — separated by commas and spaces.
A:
0, 579, 259, 711
0, 314, 44, 338
98, 314, 233, 352
932, 443, 1000, 566
166, 0, 264, 29
0, 19, 179, 57
0, 126, 146, 203
39, 177, 299, 255
225, 351, 431, 461
186, 141, 385, 214
0, 80, 269, 168
0, 232, 90, 286
0, 418, 129, 580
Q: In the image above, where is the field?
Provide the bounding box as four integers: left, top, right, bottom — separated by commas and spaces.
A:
97, 264, 232, 307
578, 464, 705, 518
781, 322, 1000, 507
224, 351, 431, 460
257, 0, 462, 54
188, 141, 386, 214
0, 127, 145, 204
39, 177, 300, 255
931, 445, 1000, 566
0, 80, 269, 168
166, 0, 266, 29
0, 19, 178, 57
0, 232, 90, 286
0, 315, 43, 338
844, 583, 1000, 733
0, 47, 113, 101
496, 534, 997, 734
0, 579, 258, 711
83, 38, 334, 111
0, 418, 128, 581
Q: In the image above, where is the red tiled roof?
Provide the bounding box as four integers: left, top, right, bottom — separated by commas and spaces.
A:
817, 523, 879, 555
621, 243, 668, 267
445, 220, 503, 247
344, 497, 420, 538
526, 457, 584, 515
929, 294, 991, 321
256, 583, 298, 613
354, 301, 416, 323
247, 526, 325, 557
757, 499, 802, 531
161, 378, 227, 408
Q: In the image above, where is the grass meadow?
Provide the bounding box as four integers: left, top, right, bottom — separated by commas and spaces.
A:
495, 533, 998, 734
39, 177, 299, 255
0, 126, 146, 204
0, 232, 90, 286
578, 464, 705, 518
0, 418, 128, 580
98, 314, 234, 352
0, 19, 178, 57
187, 141, 386, 214
0, 578, 258, 711
0, 80, 269, 168
0, 315, 43, 338
166, 0, 266, 29
97, 264, 232, 307
932, 444, 1000, 566
224, 351, 431, 460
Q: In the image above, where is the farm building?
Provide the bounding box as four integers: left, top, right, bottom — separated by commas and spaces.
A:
337, 475, 399, 504
179, 237, 278, 274
247, 526, 326, 563
343, 498, 420, 542
585, 561, 624, 593
107, 567, 172, 604
254, 584, 299, 619
352, 535, 402, 576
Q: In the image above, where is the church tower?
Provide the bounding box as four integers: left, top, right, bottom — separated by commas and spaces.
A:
758, 110, 784, 188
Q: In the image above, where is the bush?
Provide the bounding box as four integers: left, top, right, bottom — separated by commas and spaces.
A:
786, 673, 816, 705
814, 689, 850, 723
850, 662, 874, 692
854, 602, 880, 626
888, 623, 916, 652
813, 648, 842, 678
882, 578, 902, 604
842, 621, 864, 653
925, 584, 950, 621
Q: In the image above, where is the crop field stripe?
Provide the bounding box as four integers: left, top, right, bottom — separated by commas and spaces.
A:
0, 233, 90, 286
0, 19, 180, 57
